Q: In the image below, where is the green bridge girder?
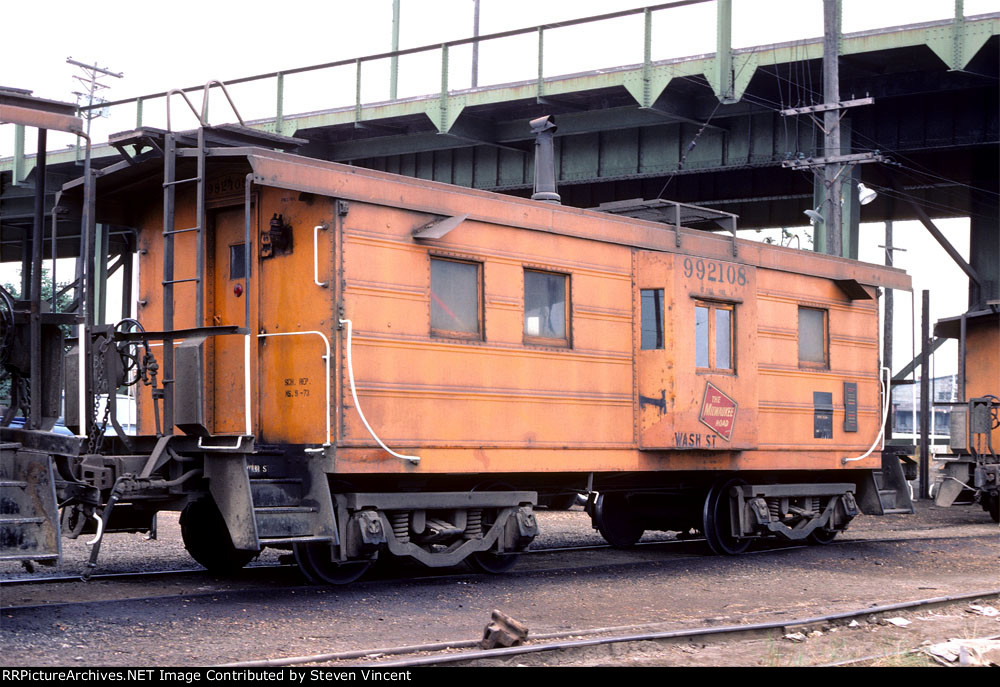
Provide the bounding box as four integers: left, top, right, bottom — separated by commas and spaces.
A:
4, 7, 996, 180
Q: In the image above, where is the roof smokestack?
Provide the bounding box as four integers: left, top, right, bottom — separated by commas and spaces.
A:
530, 115, 560, 204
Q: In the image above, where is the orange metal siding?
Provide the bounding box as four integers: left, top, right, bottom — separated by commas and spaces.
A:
338, 202, 635, 452
965, 318, 1000, 448
130, 153, 908, 478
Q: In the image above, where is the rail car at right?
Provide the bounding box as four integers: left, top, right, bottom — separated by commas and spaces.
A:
931, 308, 1000, 522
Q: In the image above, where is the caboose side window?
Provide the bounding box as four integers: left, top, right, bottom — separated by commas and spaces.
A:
695, 301, 734, 372
430, 257, 482, 339
798, 307, 828, 367
641, 289, 665, 350
524, 269, 569, 345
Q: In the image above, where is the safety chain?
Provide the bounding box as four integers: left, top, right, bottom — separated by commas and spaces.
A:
87, 335, 113, 454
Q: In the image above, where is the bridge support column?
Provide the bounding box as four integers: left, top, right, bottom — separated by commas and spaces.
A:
969, 152, 999, 309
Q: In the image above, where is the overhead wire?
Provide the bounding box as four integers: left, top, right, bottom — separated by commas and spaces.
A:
756, 62, 998, 196
861, 182, 998, 224
654, 44, 769, 199
649, 33, 995, 214
722, 60, 998, 210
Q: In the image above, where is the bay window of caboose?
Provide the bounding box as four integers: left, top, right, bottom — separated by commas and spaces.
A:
524, 269, 569, 345
695, 301, 734, 373
430, 257, 482, 339
798, 306, 828, 368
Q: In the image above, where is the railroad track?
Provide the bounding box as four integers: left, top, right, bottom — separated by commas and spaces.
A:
0, 536, 688, 588
218, 590, 1000, 668
0, 529, 990, 592
4, 530, 996, 666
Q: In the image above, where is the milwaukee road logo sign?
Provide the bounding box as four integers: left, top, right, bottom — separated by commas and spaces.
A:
699, 382, 737, 441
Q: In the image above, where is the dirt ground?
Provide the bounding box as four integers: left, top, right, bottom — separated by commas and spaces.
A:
1, 500, 997, 667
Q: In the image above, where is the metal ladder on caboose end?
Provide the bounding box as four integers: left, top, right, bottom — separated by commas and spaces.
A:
149, 83, 308, 434
160, 121, 207, 433
155, 87, 337, 552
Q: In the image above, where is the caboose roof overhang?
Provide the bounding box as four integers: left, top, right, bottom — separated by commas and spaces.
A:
934, 308, 1000, 339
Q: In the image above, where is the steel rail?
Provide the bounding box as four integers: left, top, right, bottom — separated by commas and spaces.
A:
0, 537, 681, 587
0, 563, 292, 588
1, 527, 991, 588
220, 589, 1000, 668
2, 531, 995, 616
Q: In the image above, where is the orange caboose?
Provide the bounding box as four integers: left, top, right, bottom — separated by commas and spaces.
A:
57, 126, 912, 580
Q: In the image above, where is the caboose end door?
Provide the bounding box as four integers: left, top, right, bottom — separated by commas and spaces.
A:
210, 200, 259, 436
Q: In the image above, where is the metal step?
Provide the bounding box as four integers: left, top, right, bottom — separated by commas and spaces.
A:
246, 463, 335, 545
0, 448, 61, 562
254, 506, 318, 515
874, 458, 916, 515
249, 478, 305, 508
252, 505, 320, 539
873, 469, 892, 491
877, 487, 900, 510
255, 535, 334, 546
0, 516, 45, 525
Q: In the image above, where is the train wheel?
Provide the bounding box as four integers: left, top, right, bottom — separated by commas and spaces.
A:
180, 498, 256, 573
466, 483, 532, 574
467, 548, 521, 574
702, 477, 750, 555
293, 541, 372, 585
807, 528, 838, 545
987, 492, 999, 524
593, 492, 644, 548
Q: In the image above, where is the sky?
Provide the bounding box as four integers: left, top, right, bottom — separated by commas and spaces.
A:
1, 0, 994, 378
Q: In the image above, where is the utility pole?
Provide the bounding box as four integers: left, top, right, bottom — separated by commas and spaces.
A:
821, 0, 842, 256
67, 57, 123, 138
879, 221, 906, 438
882, 221, 895, 375
780, 0, 879, 256
472, 0, 481, 88
919, 290, 930, 499
390, 0, 401, 100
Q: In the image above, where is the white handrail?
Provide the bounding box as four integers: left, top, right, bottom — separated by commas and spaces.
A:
77, 323, 86, 438
843, 366, 891, 464
340, 318, 420, 465
198, 435, 245, 450
244, 334, 252, 436
257, 330, 331, 448
313, 224, 328, 288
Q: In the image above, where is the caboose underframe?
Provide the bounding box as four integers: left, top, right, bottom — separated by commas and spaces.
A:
1, 123, 914, 579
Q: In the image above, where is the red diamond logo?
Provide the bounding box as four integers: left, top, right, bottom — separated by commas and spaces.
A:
699, 382, 738, 442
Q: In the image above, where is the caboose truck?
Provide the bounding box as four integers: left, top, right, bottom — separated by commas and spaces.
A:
930, 309, 999, 522
1, 98, 914, 581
